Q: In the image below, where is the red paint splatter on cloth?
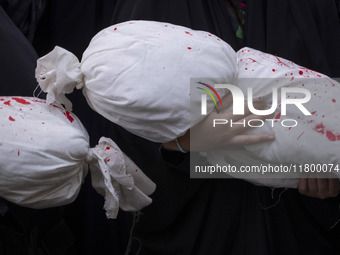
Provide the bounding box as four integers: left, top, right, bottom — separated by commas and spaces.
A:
326, 131, 337, 141
313, 123, 340, 142
313, 123, 325, 134
63, 111, 74, 123
4, 100, 11, 106
274, 113, 281, 122
297, 132, 305, 140
12, 98, 31, 105
32, 99, 46, 104
9, 116, 15, 121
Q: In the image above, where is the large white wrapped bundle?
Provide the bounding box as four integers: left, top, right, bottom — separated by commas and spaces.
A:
35, 20, 236, 143
209, 47, 340, 188
0, 97, 155, 218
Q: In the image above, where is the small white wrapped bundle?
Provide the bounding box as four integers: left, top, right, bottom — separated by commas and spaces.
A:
0, 97, 155, 218
35, 20, 237, 143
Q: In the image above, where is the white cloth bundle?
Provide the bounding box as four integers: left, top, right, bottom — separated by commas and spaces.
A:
35, 20, 340, 188
0, 97, 155, 218
208, 47, 340, 188
35, 20, 236, 143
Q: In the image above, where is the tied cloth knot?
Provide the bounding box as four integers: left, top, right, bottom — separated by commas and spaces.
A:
86, 137, 156, 219
35, 46, 84, 111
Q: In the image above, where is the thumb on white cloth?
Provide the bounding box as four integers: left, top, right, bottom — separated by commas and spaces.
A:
86, 137, 156, 219
35, 46, 84, 111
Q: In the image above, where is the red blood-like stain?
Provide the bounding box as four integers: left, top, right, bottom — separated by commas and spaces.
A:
136, 169, 138, 172
274, 56, 290, 68
244, 58, 262, 64
106, 147, 110, 150
314, 123, 325, 134
311, 111, 317, 115
289, 127, 292, 130
208, 34, 212, 36
307, 120, 314, 123
32, 99, 46, 104
4, 100, 11, 106
297, 132, 305, 140
17, 150, 20, 156
63, 111, 74, 123
106, 158, 110, 162
114, 28, 117, 31
51, 104, 62, 110
274, 113, 281, 121
245, 68, 248, 70
332, 99, 336, 103
290, 77, 294, 81
317, 74, 321, 77
42, 122, 45, 124
9, 116, 15, 121
12, 98, 31, 105
299, 71, 303, 75
326, 130, 337, 141
185, 31, 190, 34
187, 47, 192, 50
272, 69, 276, 72
0, 99, 4, 101
301, 84, 304, 86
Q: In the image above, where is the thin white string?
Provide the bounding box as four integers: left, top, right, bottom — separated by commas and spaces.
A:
259, 188, 288, 210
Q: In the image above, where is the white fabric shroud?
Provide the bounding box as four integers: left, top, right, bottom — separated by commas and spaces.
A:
208, 47, 340, 188
0, 97, 155, 218
35, 20, 236, 143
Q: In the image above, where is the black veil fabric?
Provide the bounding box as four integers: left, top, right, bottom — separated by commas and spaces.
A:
0, 0, 46, 42
0, 5, 39, 96
246, 0, 340, 78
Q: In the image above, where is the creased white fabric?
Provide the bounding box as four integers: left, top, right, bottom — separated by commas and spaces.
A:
87, 137, 155, 219
0, 97, 155, 218
36, 47, 84, 111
